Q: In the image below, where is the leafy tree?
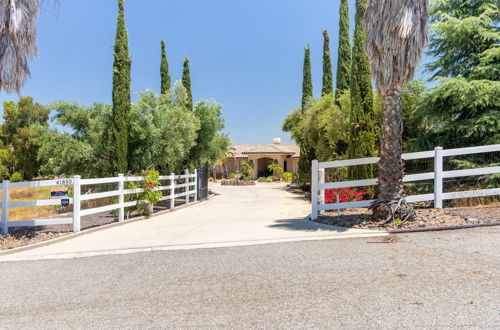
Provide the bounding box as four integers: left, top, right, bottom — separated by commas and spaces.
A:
321, 30, 334, 96
283, 108, 312, 189
301, 46, 313, 111
335, 0, 351, 100
401, 81, 428, 151
160, 40, 171, 95
39, 102, 114, 177
185, 100, 231, 170
347, 0, 376, 180
112, 0, 132, 174
365, 0, 428, 221
417, 0, 499, 150
182, 57, 193, 110
0, 145, 13, 180
37, 132, 97, 178
128, 86, 200, 173
284, 94, 345, 186
0, 97, 49, 180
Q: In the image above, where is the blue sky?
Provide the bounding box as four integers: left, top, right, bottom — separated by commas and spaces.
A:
0, 0, 427, 144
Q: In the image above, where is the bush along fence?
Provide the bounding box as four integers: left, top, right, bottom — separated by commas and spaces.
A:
311, 144, 500, 220
1, 169, 202, 235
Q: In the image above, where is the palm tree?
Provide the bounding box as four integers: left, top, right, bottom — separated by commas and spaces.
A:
0, 0, 41, 93
364, 0, 428, 222
268, 161, 283, 178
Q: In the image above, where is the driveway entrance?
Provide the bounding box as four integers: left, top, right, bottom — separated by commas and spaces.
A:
1, 183, 385, 260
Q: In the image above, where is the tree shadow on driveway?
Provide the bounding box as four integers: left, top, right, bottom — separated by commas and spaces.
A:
269, 218, 350, 232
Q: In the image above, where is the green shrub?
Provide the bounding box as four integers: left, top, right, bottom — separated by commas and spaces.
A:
228, 172, 236, 179
9, 172, 23, 182
241, 175, 252, 181
208, 177, 214, 182
136, 169, 162, 217
266, 177, 274, 182
257, 177, 267, 182
283, 172, 293, 182
268, 175, 279, 182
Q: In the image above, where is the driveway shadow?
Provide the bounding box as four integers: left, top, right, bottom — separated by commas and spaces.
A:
269, 218, 350, 232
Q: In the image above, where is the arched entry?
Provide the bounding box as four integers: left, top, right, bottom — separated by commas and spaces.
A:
255, 157, 274, 177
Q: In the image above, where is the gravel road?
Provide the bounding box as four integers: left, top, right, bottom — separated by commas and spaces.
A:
0, 227, 499, 329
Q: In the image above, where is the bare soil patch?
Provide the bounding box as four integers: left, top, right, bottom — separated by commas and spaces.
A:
314, 205, 500, 231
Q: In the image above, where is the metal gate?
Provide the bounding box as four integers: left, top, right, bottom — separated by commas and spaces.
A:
197, 163, 209, 200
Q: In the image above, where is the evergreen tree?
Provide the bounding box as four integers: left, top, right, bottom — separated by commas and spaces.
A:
418, 0, 500, 150
321, 30, 333, 96
111, 0, 131, 174
182, 57, 193, 110
160, 40, 171, 95
347, 0, 375, 180
335, 0, 351, 100
301, 46, 313, 111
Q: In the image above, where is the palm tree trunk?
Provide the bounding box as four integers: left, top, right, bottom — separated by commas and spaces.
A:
370, 90, 415, 222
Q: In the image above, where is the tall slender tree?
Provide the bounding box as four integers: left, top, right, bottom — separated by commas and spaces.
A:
182, 57, 193, 110
301, 46, 313, 111
321, 30, 333, 96
298, 46, 316, 191
160, 40, 171, 95
347, 0, 376, 179
335, 0, 351, 99
365, 0, 428, 222
112, 0, 131, 174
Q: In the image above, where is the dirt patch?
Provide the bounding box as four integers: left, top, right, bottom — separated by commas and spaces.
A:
314, 206, 500, 231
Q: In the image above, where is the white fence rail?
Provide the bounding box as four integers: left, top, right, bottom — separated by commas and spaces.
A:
1, 169, 198, 235
311, 144, 500, 220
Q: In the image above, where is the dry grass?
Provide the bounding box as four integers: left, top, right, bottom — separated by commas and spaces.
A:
1, 187, 60, 221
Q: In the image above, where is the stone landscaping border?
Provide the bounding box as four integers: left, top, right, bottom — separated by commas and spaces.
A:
221, 180, 256, 186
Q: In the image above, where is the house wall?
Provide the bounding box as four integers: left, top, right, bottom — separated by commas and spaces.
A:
246, 154, 298, 179
216, 155, 300, 179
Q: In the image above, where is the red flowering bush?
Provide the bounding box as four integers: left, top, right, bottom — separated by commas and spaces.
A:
324, 187, 366, 203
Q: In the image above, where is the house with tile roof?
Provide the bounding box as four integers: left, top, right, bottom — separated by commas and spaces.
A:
217, 138, 300, 179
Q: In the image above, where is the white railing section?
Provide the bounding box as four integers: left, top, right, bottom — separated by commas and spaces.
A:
311, 144, 500, 220
1, 169, 198, 235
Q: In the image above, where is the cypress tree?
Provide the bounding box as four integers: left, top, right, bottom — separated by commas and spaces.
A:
335, 0, 351, 99
321, 30, 333, 96
112, 0, 131, 174
182, 57, 193, 110
298, 46, 315, 190
301, 46, 313, 111
160, 40, 171, 95
348, 0, 375, 180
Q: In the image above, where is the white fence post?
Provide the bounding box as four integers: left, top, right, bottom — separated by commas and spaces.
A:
170, 173, 175, 210
185, 169, 190, 204
319, 168, 325, 215
2, 180, 9, 236
118, 174, 124, 222
434, 147, 443, 209
311, 160, 319, 220
194, 168, 198, 202
73, 175, 81, 232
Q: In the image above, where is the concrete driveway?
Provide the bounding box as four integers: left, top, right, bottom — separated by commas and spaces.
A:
1, 183, 385, 260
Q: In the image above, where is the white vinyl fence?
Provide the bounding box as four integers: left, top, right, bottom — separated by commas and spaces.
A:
1, 170, 197, 235
311, 144, 500, 220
